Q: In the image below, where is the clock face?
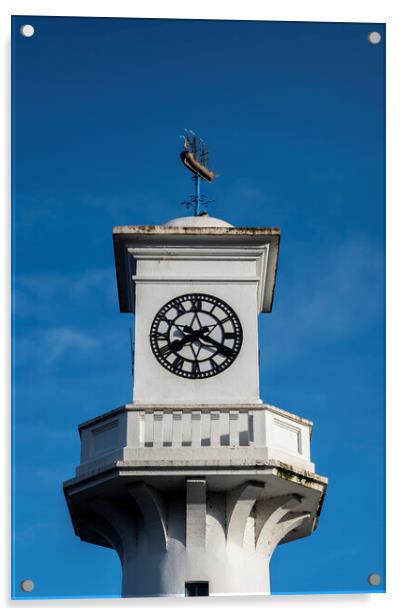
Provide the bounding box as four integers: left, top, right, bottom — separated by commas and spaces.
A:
150, 293, 243, 379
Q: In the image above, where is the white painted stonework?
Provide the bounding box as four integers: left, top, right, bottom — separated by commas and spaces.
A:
113, 219, 280, 405
77, 404, 314, 474
64, 215, 327, 597
163, 215, 234, 228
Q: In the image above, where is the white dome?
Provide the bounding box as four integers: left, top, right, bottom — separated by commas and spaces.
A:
163, 214, 233, 228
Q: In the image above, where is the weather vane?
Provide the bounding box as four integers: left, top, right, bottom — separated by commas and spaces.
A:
180, 129, 217, 216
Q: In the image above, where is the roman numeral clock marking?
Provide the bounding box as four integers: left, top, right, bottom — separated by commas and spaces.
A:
172, 356, 184, 371
191, 361, 201, 375
190, 297, 203, 312
150, 293, 243, 379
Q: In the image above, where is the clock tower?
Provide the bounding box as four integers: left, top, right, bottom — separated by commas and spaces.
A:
64, 213, 327, 597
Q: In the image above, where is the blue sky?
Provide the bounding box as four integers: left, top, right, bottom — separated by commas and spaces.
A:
12, 16, 385, 598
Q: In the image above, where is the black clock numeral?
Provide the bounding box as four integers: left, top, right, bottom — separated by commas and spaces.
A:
224, 332, 236, 339
190, 297, 202, 312
175, 303, 186, 315
158, 343, 172, 357
172, 356, 184, 371
209, 357, 219, 371
217, 344, 235, 358
156, 333, 168, 340
191, 361, 200, 375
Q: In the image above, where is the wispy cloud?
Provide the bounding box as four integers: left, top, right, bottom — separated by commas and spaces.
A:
15, 190, 170, 226
262, 235, 384, 369
69, 268, 115, 300
43, 327, 99, 364
295, 237, 383, 337
15, 325, 100, 368
234, 180, 269, 203
14, 268, 116, 322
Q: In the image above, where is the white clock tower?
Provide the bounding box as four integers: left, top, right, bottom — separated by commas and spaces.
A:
64, 213, 327, 597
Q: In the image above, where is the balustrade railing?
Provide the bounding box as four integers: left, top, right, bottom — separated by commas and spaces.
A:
140, 409, 254, 448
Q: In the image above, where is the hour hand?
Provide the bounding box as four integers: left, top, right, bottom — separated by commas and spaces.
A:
161, 326, 210, 356
199, 334, 234, 357
183, 325, 209, 336
168, 335, 194, 352
160, 334, 193, 355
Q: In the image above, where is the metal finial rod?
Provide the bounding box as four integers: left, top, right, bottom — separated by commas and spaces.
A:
194, 174, 201, 216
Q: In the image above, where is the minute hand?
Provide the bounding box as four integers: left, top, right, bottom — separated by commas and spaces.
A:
167, 327, 208, 353
168, 333, 198, 353
199, 334, 235, 357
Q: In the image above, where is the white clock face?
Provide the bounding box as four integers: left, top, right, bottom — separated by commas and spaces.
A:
150, 293, 243, 379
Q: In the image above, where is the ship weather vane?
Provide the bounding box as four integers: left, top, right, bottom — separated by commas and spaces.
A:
180, 129, 217, 216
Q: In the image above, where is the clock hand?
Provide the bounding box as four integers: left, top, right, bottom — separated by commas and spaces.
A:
201, 317, 231, 336
199, 334, 235, 357
167, 334, 196, 353
159, 333, 195, 355
167, 326, 210, 353
182, 325, 209, 336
